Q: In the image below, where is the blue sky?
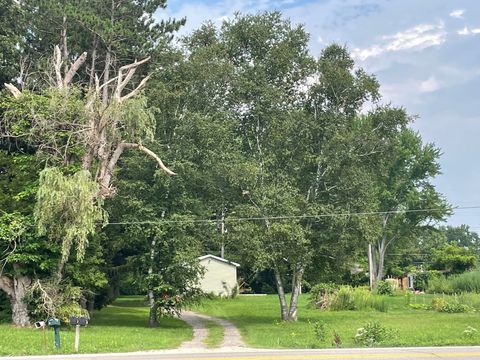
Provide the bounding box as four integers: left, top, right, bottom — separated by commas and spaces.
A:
157, 0, 480, 229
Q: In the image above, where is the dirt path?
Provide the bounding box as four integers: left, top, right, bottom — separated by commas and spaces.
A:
178, 311, 246, 349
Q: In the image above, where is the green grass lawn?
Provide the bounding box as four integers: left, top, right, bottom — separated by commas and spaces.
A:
192, 293, 480, 349
0, 296, 192, 356
203, 320, 224, 348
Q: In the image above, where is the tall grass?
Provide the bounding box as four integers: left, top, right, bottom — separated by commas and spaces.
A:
427, 271, 480, 294
450, 271, 480, 293
329, 286, 388, 312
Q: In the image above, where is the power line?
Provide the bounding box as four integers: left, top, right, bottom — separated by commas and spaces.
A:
103, 205, 480, 226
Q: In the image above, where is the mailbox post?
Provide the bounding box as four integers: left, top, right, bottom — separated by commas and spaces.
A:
47, 317, 61, 349
70, 316, 89, 353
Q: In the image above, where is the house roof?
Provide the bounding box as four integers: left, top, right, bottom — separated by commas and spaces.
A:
198, 254, 240, 267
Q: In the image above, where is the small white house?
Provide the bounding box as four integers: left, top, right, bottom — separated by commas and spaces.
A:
198, 254, 240, 297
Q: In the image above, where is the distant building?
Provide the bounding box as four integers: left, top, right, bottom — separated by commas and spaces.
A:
198, 254, 240, 297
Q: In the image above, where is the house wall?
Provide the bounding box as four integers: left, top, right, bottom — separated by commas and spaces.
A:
199, 258, 237, 296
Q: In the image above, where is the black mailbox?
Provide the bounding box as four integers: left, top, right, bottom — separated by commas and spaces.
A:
70, 316, 89, 326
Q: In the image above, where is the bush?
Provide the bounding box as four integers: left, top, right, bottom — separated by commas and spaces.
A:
414, 270, 441, 291
463, 326, 478, 339
354, 321, 398, 347
431, 297, 446, 311
440, 302, 471, 313
329, 286, 388, 312
427, 276, 453, 294
309, 283, 339, 310
375, 281, 394, 296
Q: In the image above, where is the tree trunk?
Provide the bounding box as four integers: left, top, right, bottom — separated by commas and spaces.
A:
220, 207, 225, 258
148, 290, 158, 327
148, 236, 158, 327
372, 215, 389, 288
273, 267, 288, 321
0, 268, 32, 327
368, 243, 375, 290
287, 264, 304, 321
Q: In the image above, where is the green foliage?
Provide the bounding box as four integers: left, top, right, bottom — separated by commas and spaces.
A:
153, 284, 202, 318
427, 271, 480, 294
463, 326, 478, 339
439, 302, 471, 313
0, 292, 10, 323
413, 270, 441, 292
375, 281, 394, 296
427, 276, 453, 294
450, 271, 480, 293
354, 321, 398, 347
0, 296, 192, 356
309, 283, 339, 309
313, 286, 388, 312
312, 320, 327, 342
34, 168, 106, 263
431, 244, 476, 275
0, 0, 24, 86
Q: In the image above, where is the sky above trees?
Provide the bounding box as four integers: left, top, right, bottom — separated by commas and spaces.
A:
156, 0, 480, 229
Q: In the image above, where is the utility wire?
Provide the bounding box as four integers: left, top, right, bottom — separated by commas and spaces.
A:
103, 205, 480, 226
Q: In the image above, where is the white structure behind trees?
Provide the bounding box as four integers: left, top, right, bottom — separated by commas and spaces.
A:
198, 255, 239, 297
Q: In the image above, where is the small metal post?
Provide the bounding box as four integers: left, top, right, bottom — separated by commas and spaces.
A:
74, 324, 80, 352
53, 326, 61, 349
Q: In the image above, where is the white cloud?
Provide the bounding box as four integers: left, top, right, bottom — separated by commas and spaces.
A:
419, 76, 441, 93
449, 9, 465, 19
317, 36, 324, 44
457, 26, 480, 36
352, 22, 446, 61
458, 26, 470, 35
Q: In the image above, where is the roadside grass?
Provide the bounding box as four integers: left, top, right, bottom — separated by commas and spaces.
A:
192, 293, 480, 349
0, 296, 192, 356
203, 320, 224, 348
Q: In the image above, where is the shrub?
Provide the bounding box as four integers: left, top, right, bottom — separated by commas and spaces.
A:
309, 283, 339, 309
309, 283, 336, 310
439, 302, 471, 313
427, 276, 453, 294
354, 321, 397, 347
463, 326, 478, 339
431, 297, 446, 311
375, 281, 394, 296
430, 296, 472, 313
414, 270, 441, 291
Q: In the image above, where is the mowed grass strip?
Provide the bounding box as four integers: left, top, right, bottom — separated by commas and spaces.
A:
193, 293, 480, 349
203, 319, 225, 348
0, 296, 192, 356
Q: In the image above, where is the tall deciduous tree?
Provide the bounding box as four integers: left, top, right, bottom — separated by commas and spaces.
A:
368, 125, 450, 286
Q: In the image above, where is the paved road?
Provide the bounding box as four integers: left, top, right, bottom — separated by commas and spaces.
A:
5, 346, 480, 360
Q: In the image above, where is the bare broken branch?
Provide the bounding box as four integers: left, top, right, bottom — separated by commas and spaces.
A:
63, 51, 87, 87
4, 83, 21, 98
115, 57, 151, 100
136, 144, 176, 176
120, 75, 150, 103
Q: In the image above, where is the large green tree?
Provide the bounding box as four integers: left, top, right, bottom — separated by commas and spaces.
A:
368, 125, 450, 286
